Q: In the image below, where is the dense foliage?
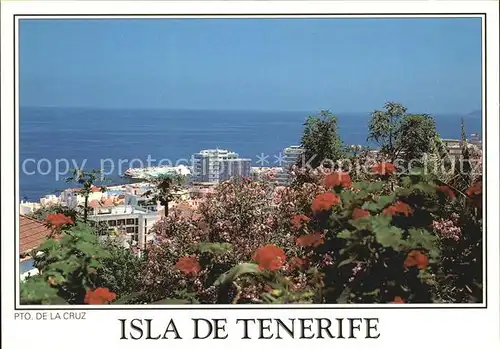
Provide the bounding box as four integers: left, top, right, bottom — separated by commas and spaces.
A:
20, 102, 483, 305
299, 110, 345, 169
367, 102, 438, 163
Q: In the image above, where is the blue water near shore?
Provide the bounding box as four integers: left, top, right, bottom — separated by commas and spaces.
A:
20, 107, 482, 201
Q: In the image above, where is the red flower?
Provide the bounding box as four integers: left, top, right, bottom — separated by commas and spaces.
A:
324, 172, 352, 189
45, 213, 74, 230
290, 214, 311, 231
311, 192, 341, 213
84, 287, 116, 305
296, 232, 325, 247
383, 201, 412, 217
175, 256, 201, 275
352, 208, 371, 219
403, 250, 429, 269
436, 185, 456, 200
289, 257, 309, 270
465, 181, 482, 196
253, 244, 286, 272
465, 181, 482, 208
391, 296, 405, 304
372, 162, 396, 175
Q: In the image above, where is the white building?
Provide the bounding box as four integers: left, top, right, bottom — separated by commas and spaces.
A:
124, 165, 191, 180
192, 148, 251, 183
59, 186, 107, 209
40, 194, 59, 206
251, 167, 284, 182
275, 145, 304, 185
88, 203, 159, 249
19, 201, 41, 215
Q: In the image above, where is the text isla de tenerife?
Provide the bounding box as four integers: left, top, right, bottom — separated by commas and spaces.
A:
119, 317, 381, 340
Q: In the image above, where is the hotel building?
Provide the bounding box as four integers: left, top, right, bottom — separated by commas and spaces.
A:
191, 148, 251, 183
88, 202, 159, 249
275, 145, 305, 185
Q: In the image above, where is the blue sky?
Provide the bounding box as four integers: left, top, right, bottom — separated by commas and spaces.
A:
20, 18, 482, 113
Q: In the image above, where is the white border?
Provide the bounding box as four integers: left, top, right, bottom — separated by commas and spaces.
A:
2, 1, 499, 348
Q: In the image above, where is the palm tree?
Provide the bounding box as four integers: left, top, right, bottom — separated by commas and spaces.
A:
66, 168, 108, 223
142, 173, 185, 217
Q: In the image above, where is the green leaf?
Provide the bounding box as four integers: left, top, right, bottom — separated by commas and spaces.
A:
194, 242, 233, 255
369, 214, 392, 229
412, 182, 437, 194
362, 289, 380, 296
349, 217, 372, 231
152, 298, 191, 305
337, 230, 353, 239
38, 239, 59, 251
112, 292, 144, 304
336, 287, 352, 304
46, 261, 78, 275
377, 195, 396, 207
340, 190, 355, 205
400, 176, 413, 187
75, 241, 96, 256
261, 292, 279, 304
361, 194, 396, 211
88, 259, 102, 269
353, 181, 384, 193
213, 263, 262, 286
337, 255, 356, 268
404, 228, 440, 258
20, 276, 68, 305
374, 226, 404, 251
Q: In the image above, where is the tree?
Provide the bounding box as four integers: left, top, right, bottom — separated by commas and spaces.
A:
299, 110, 344, 169
367, 102, 438, 163
94, 240, 144, 297
398, 113, 438, 162
143, 173, 185, 217
66, 168, 108, 223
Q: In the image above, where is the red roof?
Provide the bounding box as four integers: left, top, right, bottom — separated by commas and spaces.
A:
69, 186, 103, 193
20, 215, 52, 254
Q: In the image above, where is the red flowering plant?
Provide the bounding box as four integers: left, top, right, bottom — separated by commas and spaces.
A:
140, 164, 482, 305
262, 165, 448, 304
44, 213, 75, 237
21, 222, 114, 305
84, 287, 116, 305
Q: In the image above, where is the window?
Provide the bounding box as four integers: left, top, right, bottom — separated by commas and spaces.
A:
126, 218, 135, 225
108, 220, 116, 227
117, 219, 125, 226
135, 218, 139, 225
126, 226, 135, 234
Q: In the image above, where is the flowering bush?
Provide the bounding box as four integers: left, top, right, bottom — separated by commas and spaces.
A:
21, 164, 482, 305
21, 220, 115, 305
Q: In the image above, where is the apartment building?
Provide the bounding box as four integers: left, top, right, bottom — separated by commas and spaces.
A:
88, 203, 159, 249
275, 145, 304, 185
192, 148, 251, 183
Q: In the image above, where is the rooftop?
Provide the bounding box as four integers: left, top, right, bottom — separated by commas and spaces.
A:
20, 215, 52, 255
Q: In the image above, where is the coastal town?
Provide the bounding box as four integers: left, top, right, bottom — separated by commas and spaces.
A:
18, 145, 300, 279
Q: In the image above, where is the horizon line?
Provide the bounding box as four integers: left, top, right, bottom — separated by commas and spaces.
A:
20, 105, 481, 116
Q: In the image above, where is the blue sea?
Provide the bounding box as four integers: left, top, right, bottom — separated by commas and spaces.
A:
20, 107, 482, 201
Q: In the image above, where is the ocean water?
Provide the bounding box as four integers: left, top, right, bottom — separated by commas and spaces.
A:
19, 107, 482, 201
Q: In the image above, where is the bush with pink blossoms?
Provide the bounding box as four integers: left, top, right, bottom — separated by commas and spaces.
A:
432, 213, 462, 241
